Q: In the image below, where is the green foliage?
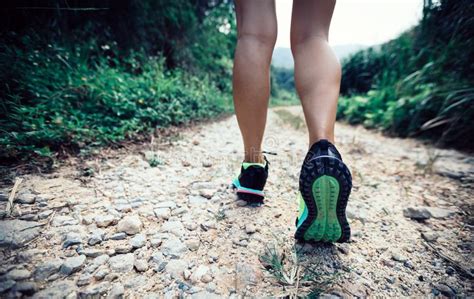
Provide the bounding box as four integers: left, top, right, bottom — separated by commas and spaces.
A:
270, 66, 299, 106
0, 0, 236, 162
339, 0, 474, 150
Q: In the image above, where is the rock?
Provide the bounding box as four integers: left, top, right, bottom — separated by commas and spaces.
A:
162, 238, 188, 258
123, 276, 147, 288
94, 267, 109, 280
0, 220, 42, 249
403, 206, 456, 220
391, 251, 408, 262
185, 222, 198, 231
108, 232, 127, 240
34, 259, 63, 281
160, 221, 185, 236
200, 220, 216, 231
165, 260, 187, 279
150, 238, 162, 248
51, 215, 78, 226
404, 260, 415, 269
0, 279, 16, 293
129, 234, 146, 248
63, 232, 82, 248
155, 201, 177, 209
95, 214, 116, 228
235, 262, 262, 289
32, 281, 76, 298
337, 244, 350, 255
18, 194, 36, 204
171, 207, 188, 216
115, 244, 133, 254
154, 208, 171, 220
88, 229, 105, 246
79, 281, 111, 298
77, 273, 92, 286
115, 204, 132, 213
149, 252, 166, 272
7, 269, 32, 280
184, 269, 192, 280
13, 281, 37, 295
434, 283, 456, 297
421, 231, 439, 242
202, 161, 212, 168
188, 195, 208, 205
192, 291, 221, 299
117, 215, 142, 235
108, 253, 134, 273
190, 265, 210, 283
38, 210, 53, 220
60, 255, 86, 275
199, 189, 215, 199
426, 207, 456, 219
236, 200, 247, 207
134, 259, 149, 272
201, 274, 213, 283
84, 254, 109, 274
245, 224, 257, 234
108, 283, 125, 299
186, 238, 200, 251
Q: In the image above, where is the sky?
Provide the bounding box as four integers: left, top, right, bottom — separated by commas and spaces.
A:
275, 0, 424, 47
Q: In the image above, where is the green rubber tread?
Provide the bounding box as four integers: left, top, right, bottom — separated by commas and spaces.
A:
303, 175, 342, 242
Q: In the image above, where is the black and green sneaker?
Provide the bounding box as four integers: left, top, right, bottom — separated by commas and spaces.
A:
295, 139, 352, 243
232, 157, 269, 204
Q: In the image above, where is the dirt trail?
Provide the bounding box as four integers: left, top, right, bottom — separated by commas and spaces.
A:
0, 106, 472, 298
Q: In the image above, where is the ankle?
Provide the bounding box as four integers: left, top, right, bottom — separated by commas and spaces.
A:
244, 150, 264, 163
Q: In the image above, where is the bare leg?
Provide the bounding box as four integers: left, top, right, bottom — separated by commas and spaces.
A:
290, 0, 341, 145
233, 0, 277, 163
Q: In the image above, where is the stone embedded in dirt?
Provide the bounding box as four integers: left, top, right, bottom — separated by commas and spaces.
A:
51, 215, 78, 226
434, 283, 456, 297
149, 252, 166, 272
108, 232, 127, 241
185, 238, 200, 251
188, 195, 208, 205
13, 281, 37, 296
117, 215, 142, 235
0, 279, 15, 293
84, 255, 109, 274
235, 262, 263, 289
245, 224, 257, 234
202, 161, 212, 168
6, 269, 32, 281
426, 207, 456, 219
31, 281, 77, 299
160, 221, 186, 237
33, 259, 63, 281
115, 204, 132, 213
190, 265, 210, 283
150, 238, 162, 248
403, 207, 431, 220
134, 259, 149, 272
421, 231, 439, 242
199, 189, 215, 199
88, 229, 105, 246
60, 255, 86, 276
77, 273, 92, 286
109, 283, 125, 299
391, 251, 408, 262
235, 200, 247, 207
95, 215, 116, 228
184, 222, 198, 231
109, 253, 134, 273
129, 234, 146, 249
165, 260, 187, 279
155, 201, 177, 209
63, 232, 82, 248
154, 208, 171, 220
162, 238, 188, 258
78, 281, 111, 298
201, 274, 213, 283
0, 220, 42, 249
17, 193, 36, 204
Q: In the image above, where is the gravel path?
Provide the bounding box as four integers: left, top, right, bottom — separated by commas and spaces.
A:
0, 106, 472, 298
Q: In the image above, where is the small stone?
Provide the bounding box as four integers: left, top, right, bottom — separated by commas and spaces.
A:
446, 266, 456, 275
190, 265, 209, 283
149, 252, 166, 272
108, 232, 127, 240
34, 259, 63, 281
434, 283, 456, 297
162, 238, 188, 258
186, 238, 200, 251
115, 244, 133, 254
202, 161, 212, 167
95, 214, 116, 228
185, 222, 198, 231
94, 267, 109, 280
51, 215, 78, 226
154, 208, 171, 220
0, 280, 15, 293
7, 269, 32, 280
150, 238, 162, 248
386, 276, 396, 284
188, 195, 208, 205
38, 210, 53, 220
117, 215, 142, 235
63, 232, 82, 248
165, 260, 187, 279
199, 189, 215, 199
31, 281, 76, 298
60, 255, 86, 275
245, 224, 257, 234
115, 204, 132, 213
79, 281, 110, 298
77, 273, 92, 286
18, 193, 36, 204
108, 283, 125, 299
235, 262, 262, 289
134, 259, 149, 272
391, 251, 408, 262
13, 281, 37, 295
426, 207, 456, 219
108, 253, 134, 273
421, 231, 439, 242
403, 207, 431, 220
182, 161, 191, 167
236, 200, 247, 207
404, 260, 415, 269
161, 221, 185, 236
337, 244, 350, 255
129, 234, 146, 248
171, 207, 188, 216
155, 201, 177, 209
200, 220, 216, 231
184, 269, 192, 280
88, 229, 105, 246
201, 274, 213, 283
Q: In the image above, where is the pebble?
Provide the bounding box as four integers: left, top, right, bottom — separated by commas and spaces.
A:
161, 221, 186, 236
162, 238, 188, 258
186, 238, 200, 251
202, 161, 212, 167
235, 263, 262, 289
108, 232, 127, 240
129, 234, 147, 248
154, 208, 171, 220
199, 189, 215, 199
0, 280, 15, 293
38, 210, 53, 220
0, 220, 42, 249
63, 232, 82, 248
421, 232, 439, 242
13, 281, 37, 295
94, 267, 109, 280
190, 265, 210, 283
17, 193, 36, 204
189, 195, 208, 205
108, 283, 125, 299
403, 207, 431, 220
51, 215, 78, 226
60, 255, 86, 276
7, 269, 32, 280
134, 259, 149, 272
150, 238, 163, 248
245, 224, 257, 234
165, 260, 187, 279
33, 259, 63, 281
236, 200, 247, 207
117, 215, 143, 235
108, 253, 134, 272
434, 283, 456, 297
155, 201, 177, 209
88, 229, 105, 246
31, 281, 76, 298
391, 251, 408, 262
77, 273, 92, 286
95, 215, 116, 228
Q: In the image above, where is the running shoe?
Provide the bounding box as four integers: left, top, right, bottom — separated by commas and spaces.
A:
232, 157, 269, 204
295, 139, 352, 243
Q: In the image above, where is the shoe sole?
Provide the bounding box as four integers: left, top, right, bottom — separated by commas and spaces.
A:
295, 156, 352, 243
